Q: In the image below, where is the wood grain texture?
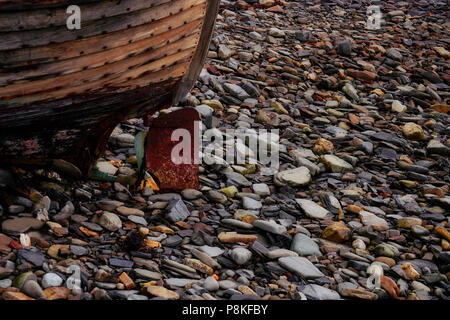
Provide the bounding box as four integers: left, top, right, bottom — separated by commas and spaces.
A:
0, 21, 202, 85
0, 0, 204, 51
0, 4, 206, 68
0, 0, 172, 31
0, 0, 206, 101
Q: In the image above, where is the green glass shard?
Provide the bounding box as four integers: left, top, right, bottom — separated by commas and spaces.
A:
135, 131, 148, 173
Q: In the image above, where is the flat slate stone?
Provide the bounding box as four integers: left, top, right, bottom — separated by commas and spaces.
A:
166, 199, 190, 223
127, 215, 148, 226
18, 250, 45, 267
291, 233, 322, 256
2, 218, 44, 234
134, 268, 162, 280
295, 199, 330, 219
278, 256, 325, 279
253, 220, 287, 235
302, 284, 341, 300
165, 278, 200, 287
109, 258, 134, 268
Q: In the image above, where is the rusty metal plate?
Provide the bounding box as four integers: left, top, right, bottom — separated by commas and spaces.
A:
145, 108, 200, 191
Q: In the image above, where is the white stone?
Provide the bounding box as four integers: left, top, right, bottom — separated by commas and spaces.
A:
295, 199, 330, 219
98, 211, 122, 232
42, 273, 63, 288
242, 197, 262, 210
252, 183, 271, 196
321, 154, 353, 173
391, 100, 407, 113
95, 161, 118, 175
230, 247, 252, 265
359, 210, 389, 230
218, 45, 233, 60
275, 166, 311, 186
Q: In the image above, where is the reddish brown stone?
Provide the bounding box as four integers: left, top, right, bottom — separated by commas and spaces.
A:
341, 287, 378, 300
2, 291, 35, 300
347, 69, 377, 81
421, 186, 445, 198
266, 5, 285, 13
0, 287, 19, 295
0, 234, 13, 254
30, 237, 50, 248
119, 272, 135, 290
381, 276, 402, 299
435, 226, 450, 242
123, 221, 137, 230
346, 204, 362, 214
44, 287, 71, 300
375, 257, 396, 267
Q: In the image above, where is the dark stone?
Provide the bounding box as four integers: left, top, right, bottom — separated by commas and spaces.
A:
161, 235, 183, 247
70, 245, 89, 256
337, 40, 352, 56
166, 199, 190, 223
295, 30, 312, 42
18, 249, 45, 267
109, 258, 134, 268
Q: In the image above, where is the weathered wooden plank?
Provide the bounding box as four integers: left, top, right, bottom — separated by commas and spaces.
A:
30, 60, 190, 104
0, 40, 197, 98
0, 0, 172, 31
0, 3, 205, 67
0, 0, 111, 11
2, 54, 192, 103
0, 20, 202, 85
0, 78, 179, 127
0, 0, 205, 51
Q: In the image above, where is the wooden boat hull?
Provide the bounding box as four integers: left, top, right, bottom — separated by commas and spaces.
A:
0, 0, 220, 174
